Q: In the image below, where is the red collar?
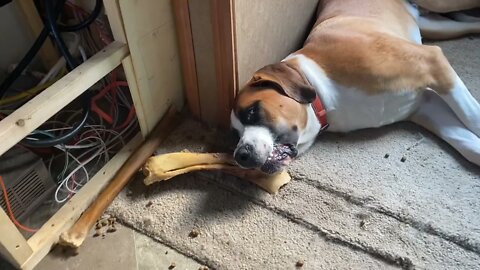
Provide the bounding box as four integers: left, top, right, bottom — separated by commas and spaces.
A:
311, 94, 329, 132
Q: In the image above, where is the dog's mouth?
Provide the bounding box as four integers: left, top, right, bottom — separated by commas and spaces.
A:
261, 143, 297, 174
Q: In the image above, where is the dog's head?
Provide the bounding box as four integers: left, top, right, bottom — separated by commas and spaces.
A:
231, 62, 317, 174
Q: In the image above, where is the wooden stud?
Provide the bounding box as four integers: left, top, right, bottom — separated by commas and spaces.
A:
211, 0, 238, 129
103, 0, 150, 137
0, 208, 33, 268
173, 0, 201, 119
188, 0, 219, 126
117, 0, 185, 134
16, 0, 59, 69
0, 41, 129, 157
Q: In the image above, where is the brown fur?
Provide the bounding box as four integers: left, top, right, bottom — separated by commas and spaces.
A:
299, 0, 456, 95
235, 88, 309, 130
235, 60, 316, 130
234, 0, 462, 130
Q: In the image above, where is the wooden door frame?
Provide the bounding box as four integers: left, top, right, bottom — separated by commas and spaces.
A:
173, 0, 238, 128
211, 0, 238, 129
172, 0, 202, 120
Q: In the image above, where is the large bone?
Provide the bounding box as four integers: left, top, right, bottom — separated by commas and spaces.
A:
59, 106, 180, 249
143, 152, 291, 194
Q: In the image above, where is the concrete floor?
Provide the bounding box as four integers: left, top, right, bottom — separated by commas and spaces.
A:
34, 224, 203, 270
1, 223, 203, 270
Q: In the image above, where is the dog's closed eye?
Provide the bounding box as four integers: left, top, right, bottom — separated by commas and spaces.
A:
239, 101, 262, 125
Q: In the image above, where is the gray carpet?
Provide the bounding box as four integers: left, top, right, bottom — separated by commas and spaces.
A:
108, 37, 480, 269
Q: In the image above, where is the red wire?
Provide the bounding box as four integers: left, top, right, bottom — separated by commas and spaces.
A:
0, 175, 38, 233
91, 81, 129, 124
114, 106, 136, 131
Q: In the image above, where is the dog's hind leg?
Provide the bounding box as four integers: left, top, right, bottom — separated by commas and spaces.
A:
410, 91, 480, 166
414, 0, 480, 13
449, 11, 480, 23
418, 13, 480, 39
439, 74, 480, 138
418, 46, 480, 137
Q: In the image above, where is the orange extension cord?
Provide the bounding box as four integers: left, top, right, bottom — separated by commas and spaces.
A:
0, 175, 38, 233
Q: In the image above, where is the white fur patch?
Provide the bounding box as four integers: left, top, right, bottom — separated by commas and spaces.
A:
231, 110, 245, 134
291, 54, 422, 133
404, 1, 422, 44
237, 126, 274, 159
440, 74, 480, 136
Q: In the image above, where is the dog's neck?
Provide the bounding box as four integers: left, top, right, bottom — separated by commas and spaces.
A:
278, 57, 329, 133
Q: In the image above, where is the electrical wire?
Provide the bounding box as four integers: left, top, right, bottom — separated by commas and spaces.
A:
0, 81, 55, 107
24, 0, 92, 147
92, 81, 129, 124
54, 145, 103, 203
59, 0, 103, 32
0, 175, 38, 232
46, 0, 77, 70
37, 58, 66, 86
0, 0, 102, 97
0, 1, 136, 205
22, 95, 90, 148
52, 119, 138, 202
51, 117, 137, 201
0, 28, 50, 98
0, 0, 65, 97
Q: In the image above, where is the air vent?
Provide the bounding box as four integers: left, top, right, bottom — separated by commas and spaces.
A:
0, 147, 54, 221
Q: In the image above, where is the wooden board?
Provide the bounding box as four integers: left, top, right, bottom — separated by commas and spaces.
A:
186, 0, 318, 127
104, 0, 150, 137
0, 42, 128, 157
234, 0, 319, 86
22, 134, 142, 270
173, 0, 201, 120
211, 0, 238, 129
118, 0, 184, 133
188, 0, 219, 126
0, 208, 32, 268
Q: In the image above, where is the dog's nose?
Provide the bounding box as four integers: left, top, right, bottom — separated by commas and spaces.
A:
234, 144, 261, 168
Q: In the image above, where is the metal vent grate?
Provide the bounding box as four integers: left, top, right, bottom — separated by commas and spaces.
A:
0, 148, 54, 221
15, 170, 46, 207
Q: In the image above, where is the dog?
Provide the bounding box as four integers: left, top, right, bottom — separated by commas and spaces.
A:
230, 0, 480, 174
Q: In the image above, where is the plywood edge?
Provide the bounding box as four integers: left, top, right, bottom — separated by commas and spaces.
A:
173, 0, 201, 119
211, 0, 238, 129
22, 134, 143, 270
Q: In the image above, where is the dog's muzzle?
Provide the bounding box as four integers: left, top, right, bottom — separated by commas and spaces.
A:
234, 143, 297, 174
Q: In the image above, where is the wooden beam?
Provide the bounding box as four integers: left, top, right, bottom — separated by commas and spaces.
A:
16, 0, 59, 69
173, 0, 201, 119
0, 41, 129, 157
0, 208, 32, 268
104, 0, 150, 137
117, 0, 185, 134
211, 0, 238, 129
22, 134, 143, 270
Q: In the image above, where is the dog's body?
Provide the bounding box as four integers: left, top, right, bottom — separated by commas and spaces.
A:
231, 0, 480, 174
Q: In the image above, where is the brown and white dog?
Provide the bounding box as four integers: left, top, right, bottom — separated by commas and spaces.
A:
231, 0, 480, 174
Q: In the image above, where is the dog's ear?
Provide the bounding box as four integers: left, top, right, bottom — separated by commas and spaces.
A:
249, 62, 316, 104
